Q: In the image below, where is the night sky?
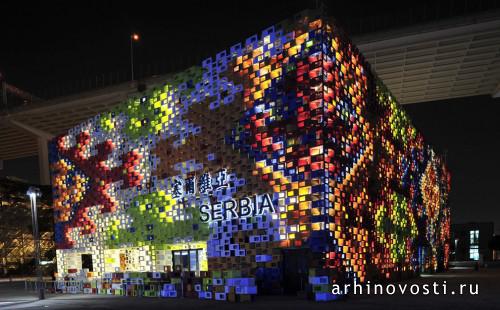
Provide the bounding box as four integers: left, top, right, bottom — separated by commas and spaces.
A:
1, 1, 499, 233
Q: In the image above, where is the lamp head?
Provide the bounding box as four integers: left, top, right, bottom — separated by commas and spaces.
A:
27, 186, 42, 198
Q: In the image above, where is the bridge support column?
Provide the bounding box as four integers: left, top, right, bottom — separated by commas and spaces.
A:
2, 118, 54, 185
38, 137, 50, 185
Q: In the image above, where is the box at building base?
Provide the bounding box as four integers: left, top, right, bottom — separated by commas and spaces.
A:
50, 8, 451, 302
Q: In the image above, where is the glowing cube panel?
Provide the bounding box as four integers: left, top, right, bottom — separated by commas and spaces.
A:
50, 12, 450, 290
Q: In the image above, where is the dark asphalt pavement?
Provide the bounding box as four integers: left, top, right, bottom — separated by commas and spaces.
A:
0, 268, 499, 310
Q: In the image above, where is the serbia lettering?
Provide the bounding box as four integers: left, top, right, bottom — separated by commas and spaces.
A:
199, 193, 275, 222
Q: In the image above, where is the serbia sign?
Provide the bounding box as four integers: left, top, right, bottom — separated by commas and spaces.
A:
199, 193, 276, 222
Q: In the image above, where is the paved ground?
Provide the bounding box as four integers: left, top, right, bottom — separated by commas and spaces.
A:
0, 268, 499, 310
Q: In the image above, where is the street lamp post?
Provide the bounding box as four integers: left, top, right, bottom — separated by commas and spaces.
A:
27, 186, 44, 300
130, 33, 140, 81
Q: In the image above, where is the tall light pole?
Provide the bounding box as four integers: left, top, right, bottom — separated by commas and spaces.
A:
27, 186, 44, 300
1, 72, 7, 112
130, 33, 140, 81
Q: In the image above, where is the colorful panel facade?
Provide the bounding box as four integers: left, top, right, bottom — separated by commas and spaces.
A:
50, 12, 450, 300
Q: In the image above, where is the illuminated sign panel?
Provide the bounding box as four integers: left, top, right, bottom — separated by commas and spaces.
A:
50, 11, 450, 301
199, 193, 276, 222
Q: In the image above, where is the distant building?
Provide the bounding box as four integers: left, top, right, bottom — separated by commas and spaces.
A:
493, 246, 500, 261
451, 222, 494, 262
0, 178, 54, 276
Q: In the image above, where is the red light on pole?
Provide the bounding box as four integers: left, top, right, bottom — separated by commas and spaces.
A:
130, 33, 140, 81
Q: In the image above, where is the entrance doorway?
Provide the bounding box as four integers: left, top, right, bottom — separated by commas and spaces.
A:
282, 248, 309, 295
172, 249, 202, 275
81, 254, 93, 272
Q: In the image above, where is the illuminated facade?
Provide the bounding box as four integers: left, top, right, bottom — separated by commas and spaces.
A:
50, 12, 450, 300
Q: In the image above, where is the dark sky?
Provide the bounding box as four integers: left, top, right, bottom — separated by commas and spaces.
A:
1, 0, 499, 233
2, 0, 498, 97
